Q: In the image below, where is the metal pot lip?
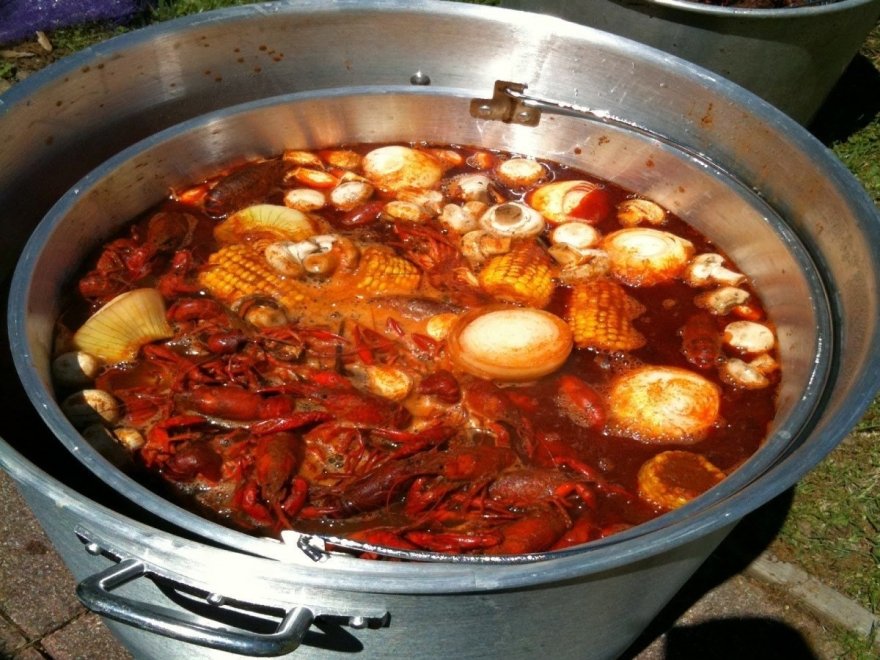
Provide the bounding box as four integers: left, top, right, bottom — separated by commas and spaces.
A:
644, 0, 878, 16
7, 84, 835, 578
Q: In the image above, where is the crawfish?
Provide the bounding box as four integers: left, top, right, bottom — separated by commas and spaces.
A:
483, 505, 570, 555
78, 212, 198, 304
327, 445, 517, 516
488, 467, 597, 510
405, 502, 570, 555
391, 222, 490, 306
556, 374, 606, 432
176, 382, 335, 438
461, 378, 536, 461
203, 159, 285, 218
233, 432, 307, 526
680, 312, 723, 370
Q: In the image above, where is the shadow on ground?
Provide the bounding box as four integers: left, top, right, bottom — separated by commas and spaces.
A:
810, 52, 880, 144
620, 489, 819, 658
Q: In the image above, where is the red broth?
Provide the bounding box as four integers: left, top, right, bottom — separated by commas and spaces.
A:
54, 143, 780, 556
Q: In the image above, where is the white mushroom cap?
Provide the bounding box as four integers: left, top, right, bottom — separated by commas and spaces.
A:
495, 158, 547, 188
617, 198, 667, 227
460, 230, 512, 264
684, 253, 746, 288
439, 203, 481, 234
397, 189, 444, 217
52, 351, 101, 388
363, 365, 413, 402
723, 321, 775, 353
694, 287, 751, 315
750, 353, 779, 375
284, 187, 326, 212
445, 173, 493, 203
479, 202, 545, 238
551, 222, 601, 250
61, 389, 122, 428
719, 358, 771, 389
329, 180, 374, 211
383, 200, 427, 223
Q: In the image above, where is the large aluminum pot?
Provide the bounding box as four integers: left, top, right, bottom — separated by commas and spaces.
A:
1, 1, 879, 658
502, 0, 880, 124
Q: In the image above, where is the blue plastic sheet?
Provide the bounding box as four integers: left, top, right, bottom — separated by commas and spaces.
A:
0, 0, 147, 45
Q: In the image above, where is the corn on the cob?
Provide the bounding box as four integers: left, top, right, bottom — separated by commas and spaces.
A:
567, 278, 646, 351
198, 243, 310, 311
477, 241, 554, 308
352, 246, 421, 295
637, 450, 725, 510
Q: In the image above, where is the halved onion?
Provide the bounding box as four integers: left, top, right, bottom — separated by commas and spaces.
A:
214, 204, 315, 243
608, 366, 720, 443
362, 146, 444, 192
527, 180, 611, 225
601, 228, 694, 286
73, 288, 173, 364
447, 306, 573, 381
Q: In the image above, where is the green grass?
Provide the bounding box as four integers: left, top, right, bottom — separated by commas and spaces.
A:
773, 432, 880, 611
833, 119, 880, 204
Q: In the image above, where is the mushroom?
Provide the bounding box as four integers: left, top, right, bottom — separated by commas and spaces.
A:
329, 180, 374, 211
684, 253, 746, 288
397, 189, 444, 216
61, 389, 122, 428
719, 358, 771, 389
284, 187, 326, 212
617, 198, 666, 227
694, 287, 751, 315
444, 173, 494, 204
723, 321, 776, 354
460, 230, 512, 265
495, 157, 547, 188
52, 351, 102, 388
479, 202, 545, 238
439, 202, 483, 234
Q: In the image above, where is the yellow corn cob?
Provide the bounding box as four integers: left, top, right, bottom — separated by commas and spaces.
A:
477, 241, 555, 308
198, 243, 310, 311
567, 278, 646, 351
352, 246, 421, 295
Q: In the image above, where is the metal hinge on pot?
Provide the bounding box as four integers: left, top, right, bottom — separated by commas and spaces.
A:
470, 81, 542, 126
469, 80, 618, 128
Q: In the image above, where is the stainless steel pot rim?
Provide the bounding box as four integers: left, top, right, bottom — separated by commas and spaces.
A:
8, 83, 836, 570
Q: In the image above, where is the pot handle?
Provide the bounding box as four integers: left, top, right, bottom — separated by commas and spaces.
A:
76, 558, 314, 657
